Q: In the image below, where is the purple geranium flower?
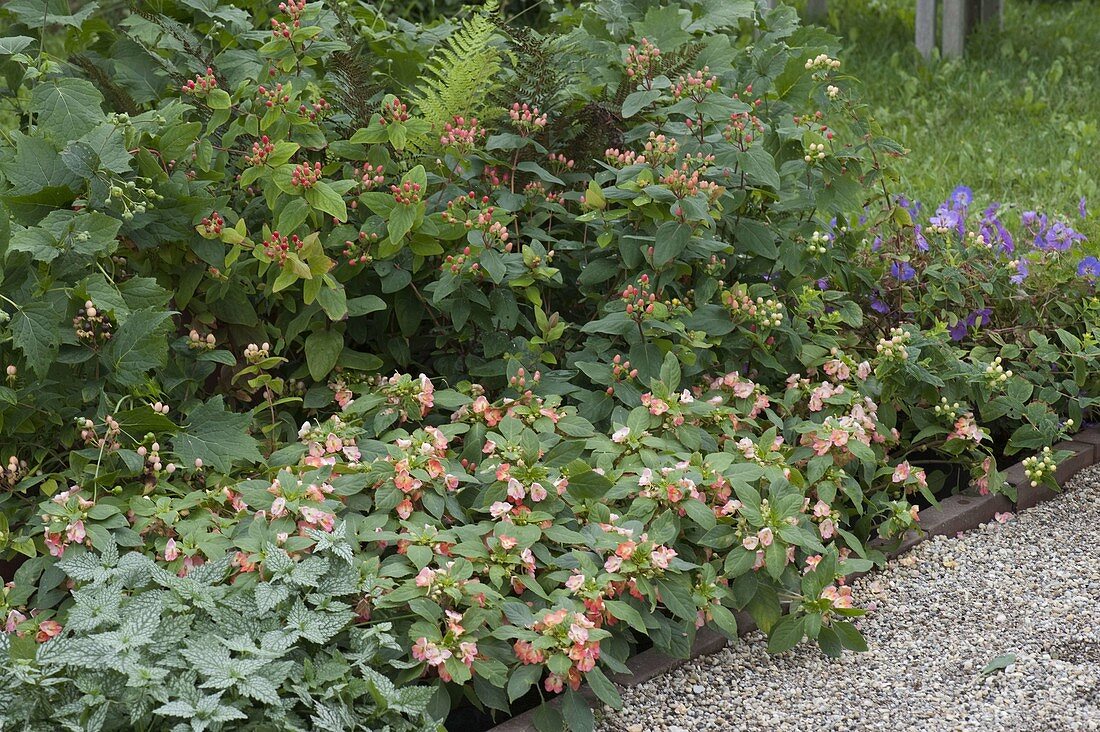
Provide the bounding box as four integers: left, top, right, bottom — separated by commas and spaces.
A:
1078, 256, 1100, 278
914, 224, 928, 252
1081, 197, 1088, 219
950, 185, 974, 208
979, 203, 1013, 253
816, 278, 830, 290
870, 292, 890, 314
1039, 220, 1087, 252
890, 260, 917, 281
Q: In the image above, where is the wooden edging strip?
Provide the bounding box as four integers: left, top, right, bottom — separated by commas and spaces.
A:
489, 430, 1100, 731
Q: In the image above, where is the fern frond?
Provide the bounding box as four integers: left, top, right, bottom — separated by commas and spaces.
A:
328, 49, 383, 131
410, 2, 503, 149
71, 55, 140, 116
492, 22, 573, 115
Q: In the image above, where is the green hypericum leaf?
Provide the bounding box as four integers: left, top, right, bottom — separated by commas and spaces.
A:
10, 301, 61, 377
304, 328, 343, 381
172, 396, 263, 473
980, 653, 1016, 676
304, 180, 347, 222
621, 89, 661, 118
31, 78, 106, 140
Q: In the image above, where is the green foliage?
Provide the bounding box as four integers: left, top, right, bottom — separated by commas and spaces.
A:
0, 536, 438, 731
412, 2, 504, 143
0, 0, 1095, 729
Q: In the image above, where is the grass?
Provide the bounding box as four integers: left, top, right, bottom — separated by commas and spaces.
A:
815, 0, 1100, 240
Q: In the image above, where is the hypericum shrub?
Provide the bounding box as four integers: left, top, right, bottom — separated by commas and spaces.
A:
0, 0, 1096, 729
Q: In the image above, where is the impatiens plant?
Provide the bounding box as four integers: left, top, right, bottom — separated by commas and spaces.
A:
0, 0, 1096, 730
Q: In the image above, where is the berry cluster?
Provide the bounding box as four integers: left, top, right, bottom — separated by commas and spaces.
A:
353, 163, 385, 191
290, 161, 322, 189
604, 148, 646, 167
342, 230, 379, 266
138, 441, 175, 476
439, 115, 485, 152
243, 342, 270, 364
642, 132, 679, 168
625, 38, 662, 82
246, 136, 275, 166
672, 68, 719, 102
983, 356, 1013, 388
803, 142, 827, 163
0, 455, 28, 492
805, 53, 841, 71
1022, 446, 1057, 488
806, 230, 829, 255
261, 230, 303, 265
508, 367, 542, 391
257, 83, 291, 109
621, 274, 658, 318
201, 211, 224, 235
661, 163, 724, 203
722, 289, 785, 328
78, 415, 121, 452
73, 301, 113, 345
481, 165, 510, 187
723, 105, 766, 145
390, 180, 423, 206
508, 103, 547, 134
442, 246, 484, 277
546, 152, 575, 171
380, 97, 409, 124
188, 329, 217, 351
298, 97, 331, 122
271, 0, 306, 39
180, 67, 218, 96
875, 327, 912, 360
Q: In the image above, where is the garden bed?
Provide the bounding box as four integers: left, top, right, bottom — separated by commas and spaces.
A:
0, 1, 1098, 730
488, 434, 1100, 731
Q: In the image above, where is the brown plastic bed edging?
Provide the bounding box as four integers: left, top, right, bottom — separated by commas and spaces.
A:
487, 430, 1100, 731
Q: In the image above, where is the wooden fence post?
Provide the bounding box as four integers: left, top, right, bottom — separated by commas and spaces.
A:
981, 0, 1003, 29
942, 0, 967, 57
915, 0, 936, 59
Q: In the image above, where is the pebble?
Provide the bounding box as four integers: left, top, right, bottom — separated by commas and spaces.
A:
598, 464, 1100, 732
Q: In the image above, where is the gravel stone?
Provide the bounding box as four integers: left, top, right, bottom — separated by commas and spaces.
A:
598, 465, 1100, 732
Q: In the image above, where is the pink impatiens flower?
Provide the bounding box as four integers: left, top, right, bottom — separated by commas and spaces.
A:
35, 620, 62, 643
66, 520, 86, 544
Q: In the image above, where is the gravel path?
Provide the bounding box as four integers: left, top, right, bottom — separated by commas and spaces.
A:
599, 464, 1100, 732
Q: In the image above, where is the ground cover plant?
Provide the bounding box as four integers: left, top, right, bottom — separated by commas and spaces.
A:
0, 0, 1096, 730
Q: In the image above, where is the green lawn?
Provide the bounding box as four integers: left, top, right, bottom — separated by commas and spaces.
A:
818, 0, 1099, 239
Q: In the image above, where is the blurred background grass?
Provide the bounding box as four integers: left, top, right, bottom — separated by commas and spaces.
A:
818, 0, 1099, 236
